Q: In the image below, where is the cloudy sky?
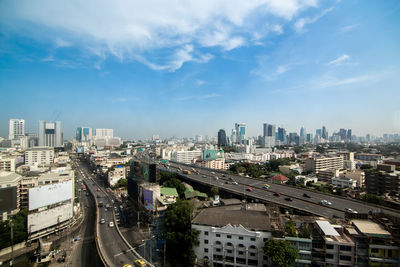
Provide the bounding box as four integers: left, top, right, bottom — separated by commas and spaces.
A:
0, 0, 399, 139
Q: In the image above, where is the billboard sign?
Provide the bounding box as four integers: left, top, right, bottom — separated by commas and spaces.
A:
203, 150, 217, 161
0, 187, 17, 213
28, 202, 73, 233
143, 188, 153, 210
29, 180, 73, 211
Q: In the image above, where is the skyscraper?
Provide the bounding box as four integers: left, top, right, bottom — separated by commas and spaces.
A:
322, 126, 327, 139
38, 121, 63, 147
316, 129, 322, 137
339, 128, 347, 141
347, 129, 352, 141
218, 129, 227, 147
9, 119, 25, 140
300, 127, 306, 143
262, 123, 276, 148
76, 127, 92, 142
277, 127, 286, 143
235, 123, 246, 144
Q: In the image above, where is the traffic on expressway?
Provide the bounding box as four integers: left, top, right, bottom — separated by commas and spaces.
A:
73, 158, 144, 267
160, 161, 400, 219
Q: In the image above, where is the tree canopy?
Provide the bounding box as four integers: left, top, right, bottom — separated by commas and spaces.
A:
163, 200, 199, 267
0, 209, 28, 250
263, 239, 298, 267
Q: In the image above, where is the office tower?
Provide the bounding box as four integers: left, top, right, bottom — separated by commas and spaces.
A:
322, 126, 327, 139
235, 123, 246, 144
231, 129, 237, 144
277, 127, 286, 142
9, 119, 25, 140
306, 133, 313, 143
76, 127, 92, 142
262, 123, 276, 148
95, 128, 114, 138
347, 129, 352, 141
288, 132, 298, 144
38, 121, 63, 147
316, 129, 322, 137
218, 129, 227, 147
300, 127, 306, 143
339, 129, 347, 141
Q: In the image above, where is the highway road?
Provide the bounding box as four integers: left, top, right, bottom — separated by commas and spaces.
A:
73, 159, 140, 267
162, 162, 400, 219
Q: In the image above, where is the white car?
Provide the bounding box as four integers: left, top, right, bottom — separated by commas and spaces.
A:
109, 222, 114, 227
345, 208, 358, 213
320, 200, 332, 206
100, 218, 105, 224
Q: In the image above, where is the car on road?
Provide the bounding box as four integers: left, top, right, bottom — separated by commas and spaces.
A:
285, 197, 293, 202
222, 174, 226, 177
320, 200, 332, 206
108, 222, 114, 227
246, 187, 253, 192
106, 188, 110, 193
202, 175, 207, 178
345, 208, 358, 213
232, 181, 238, 185
263, 184, 271, 189
274, 192, 281, 197
303, 193, 311, 198
99, 218, 105, 224
134, 259, 147, 267
97, 188, 100, 192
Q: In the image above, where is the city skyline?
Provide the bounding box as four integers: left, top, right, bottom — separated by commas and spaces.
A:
1, 1, 400, 139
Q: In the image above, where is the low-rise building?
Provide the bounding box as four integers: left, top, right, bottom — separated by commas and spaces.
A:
305, 156, 343, 174
332, 176, 357, 189
107, 165, 126, 187
159, 187, 178, 205
0, 156, 16, 172
271, 174, 289, 184
366, 170, 400, 196
24, 147, 54, 167
192, 203, 282, 267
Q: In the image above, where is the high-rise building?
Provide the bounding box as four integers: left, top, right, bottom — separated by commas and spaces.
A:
76, 127, 92, 142
38, 121, 63, 148
9, 119, 25, 140
262, 123, 276, 148
316, 129, 322, 137
277, 127, 286, 143
306, 133, 313, 143
235, 123, 246, 144
322, 126, 327, 139
339, 129, 347, 141
95, 128, 114, 138
217, 129, 227, 147
300, 127, 306, 143
347, 129, 352, 141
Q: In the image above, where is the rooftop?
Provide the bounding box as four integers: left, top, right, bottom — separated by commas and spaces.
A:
192, 204, 271, 231
0, 171, 21, 184
271, 174, 289, 181
316, 220, 340, 236
351, 220, 391, 238
160, 187, 178, 197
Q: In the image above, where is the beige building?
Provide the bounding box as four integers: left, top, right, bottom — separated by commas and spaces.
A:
195, 158, 226, 170
340, 170, 365, 188
306, 156, 344, 173
25, 147, 54, 166
107, 165, 127, 187
0, 156, 16, 172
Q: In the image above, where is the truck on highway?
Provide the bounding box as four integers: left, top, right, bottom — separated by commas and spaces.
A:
182, 170, 191, 175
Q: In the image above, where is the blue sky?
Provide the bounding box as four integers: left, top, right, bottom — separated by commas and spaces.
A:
0, 0, 399, 139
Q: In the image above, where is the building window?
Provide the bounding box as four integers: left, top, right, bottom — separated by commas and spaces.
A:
238, 251, 244, 255
227, 250, 233, 254
326, 254, 334, 259
250, 253, 256, 257
204, 231, 209, 236
263, 238, 268, 242
238, 236, 243, 240
216, 234, 221, 237
371, 248, 379, 253
250, 237, 256, 241
340, 245, 352, 251
204, 248, 208, 253
227, 235, 232, 239
326, 244, 334, 250
216, 248, 221, 252
204, 240, 208, 244
340, 255, 352, 261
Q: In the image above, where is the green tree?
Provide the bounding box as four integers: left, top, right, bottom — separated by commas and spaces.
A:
285, 220, 297, 237
210, 186, 219, 197
113, 178, 127, 189
299, 223, 312, 238
263, 239, 298, 267
163, 200, 200, 267
0, 209, 28, 250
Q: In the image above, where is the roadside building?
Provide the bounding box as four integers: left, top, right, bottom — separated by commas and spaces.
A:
24, 147, 54, 167
271, 174, 289, 184
365, 170, 400, 196
0, 171, 21, 221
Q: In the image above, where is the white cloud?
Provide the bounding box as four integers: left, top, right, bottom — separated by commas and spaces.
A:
196, 80, 206, 86
41, 55, 54, 62
327, 54, 350, 66
294, 7, 333, 33
315, 73, 381, 89
340, 24, 359, 33
174, 92, 220, 101
0, 0, 322, 71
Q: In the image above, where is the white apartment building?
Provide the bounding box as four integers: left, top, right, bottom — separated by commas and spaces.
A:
192, 204, 274, 267
0, 156, 16, 172
38, 121, 63, 148
108, 166, 126, 187
332, 176, 357, 189
171, 150, 202, 164
9, 119, 25, 140
25, 147, 54, 166
95, 128, 114, 138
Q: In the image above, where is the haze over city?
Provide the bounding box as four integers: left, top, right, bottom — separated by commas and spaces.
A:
1, 0, 399, 139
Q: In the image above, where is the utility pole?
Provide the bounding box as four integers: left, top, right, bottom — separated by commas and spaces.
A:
10, 220, 14, 266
